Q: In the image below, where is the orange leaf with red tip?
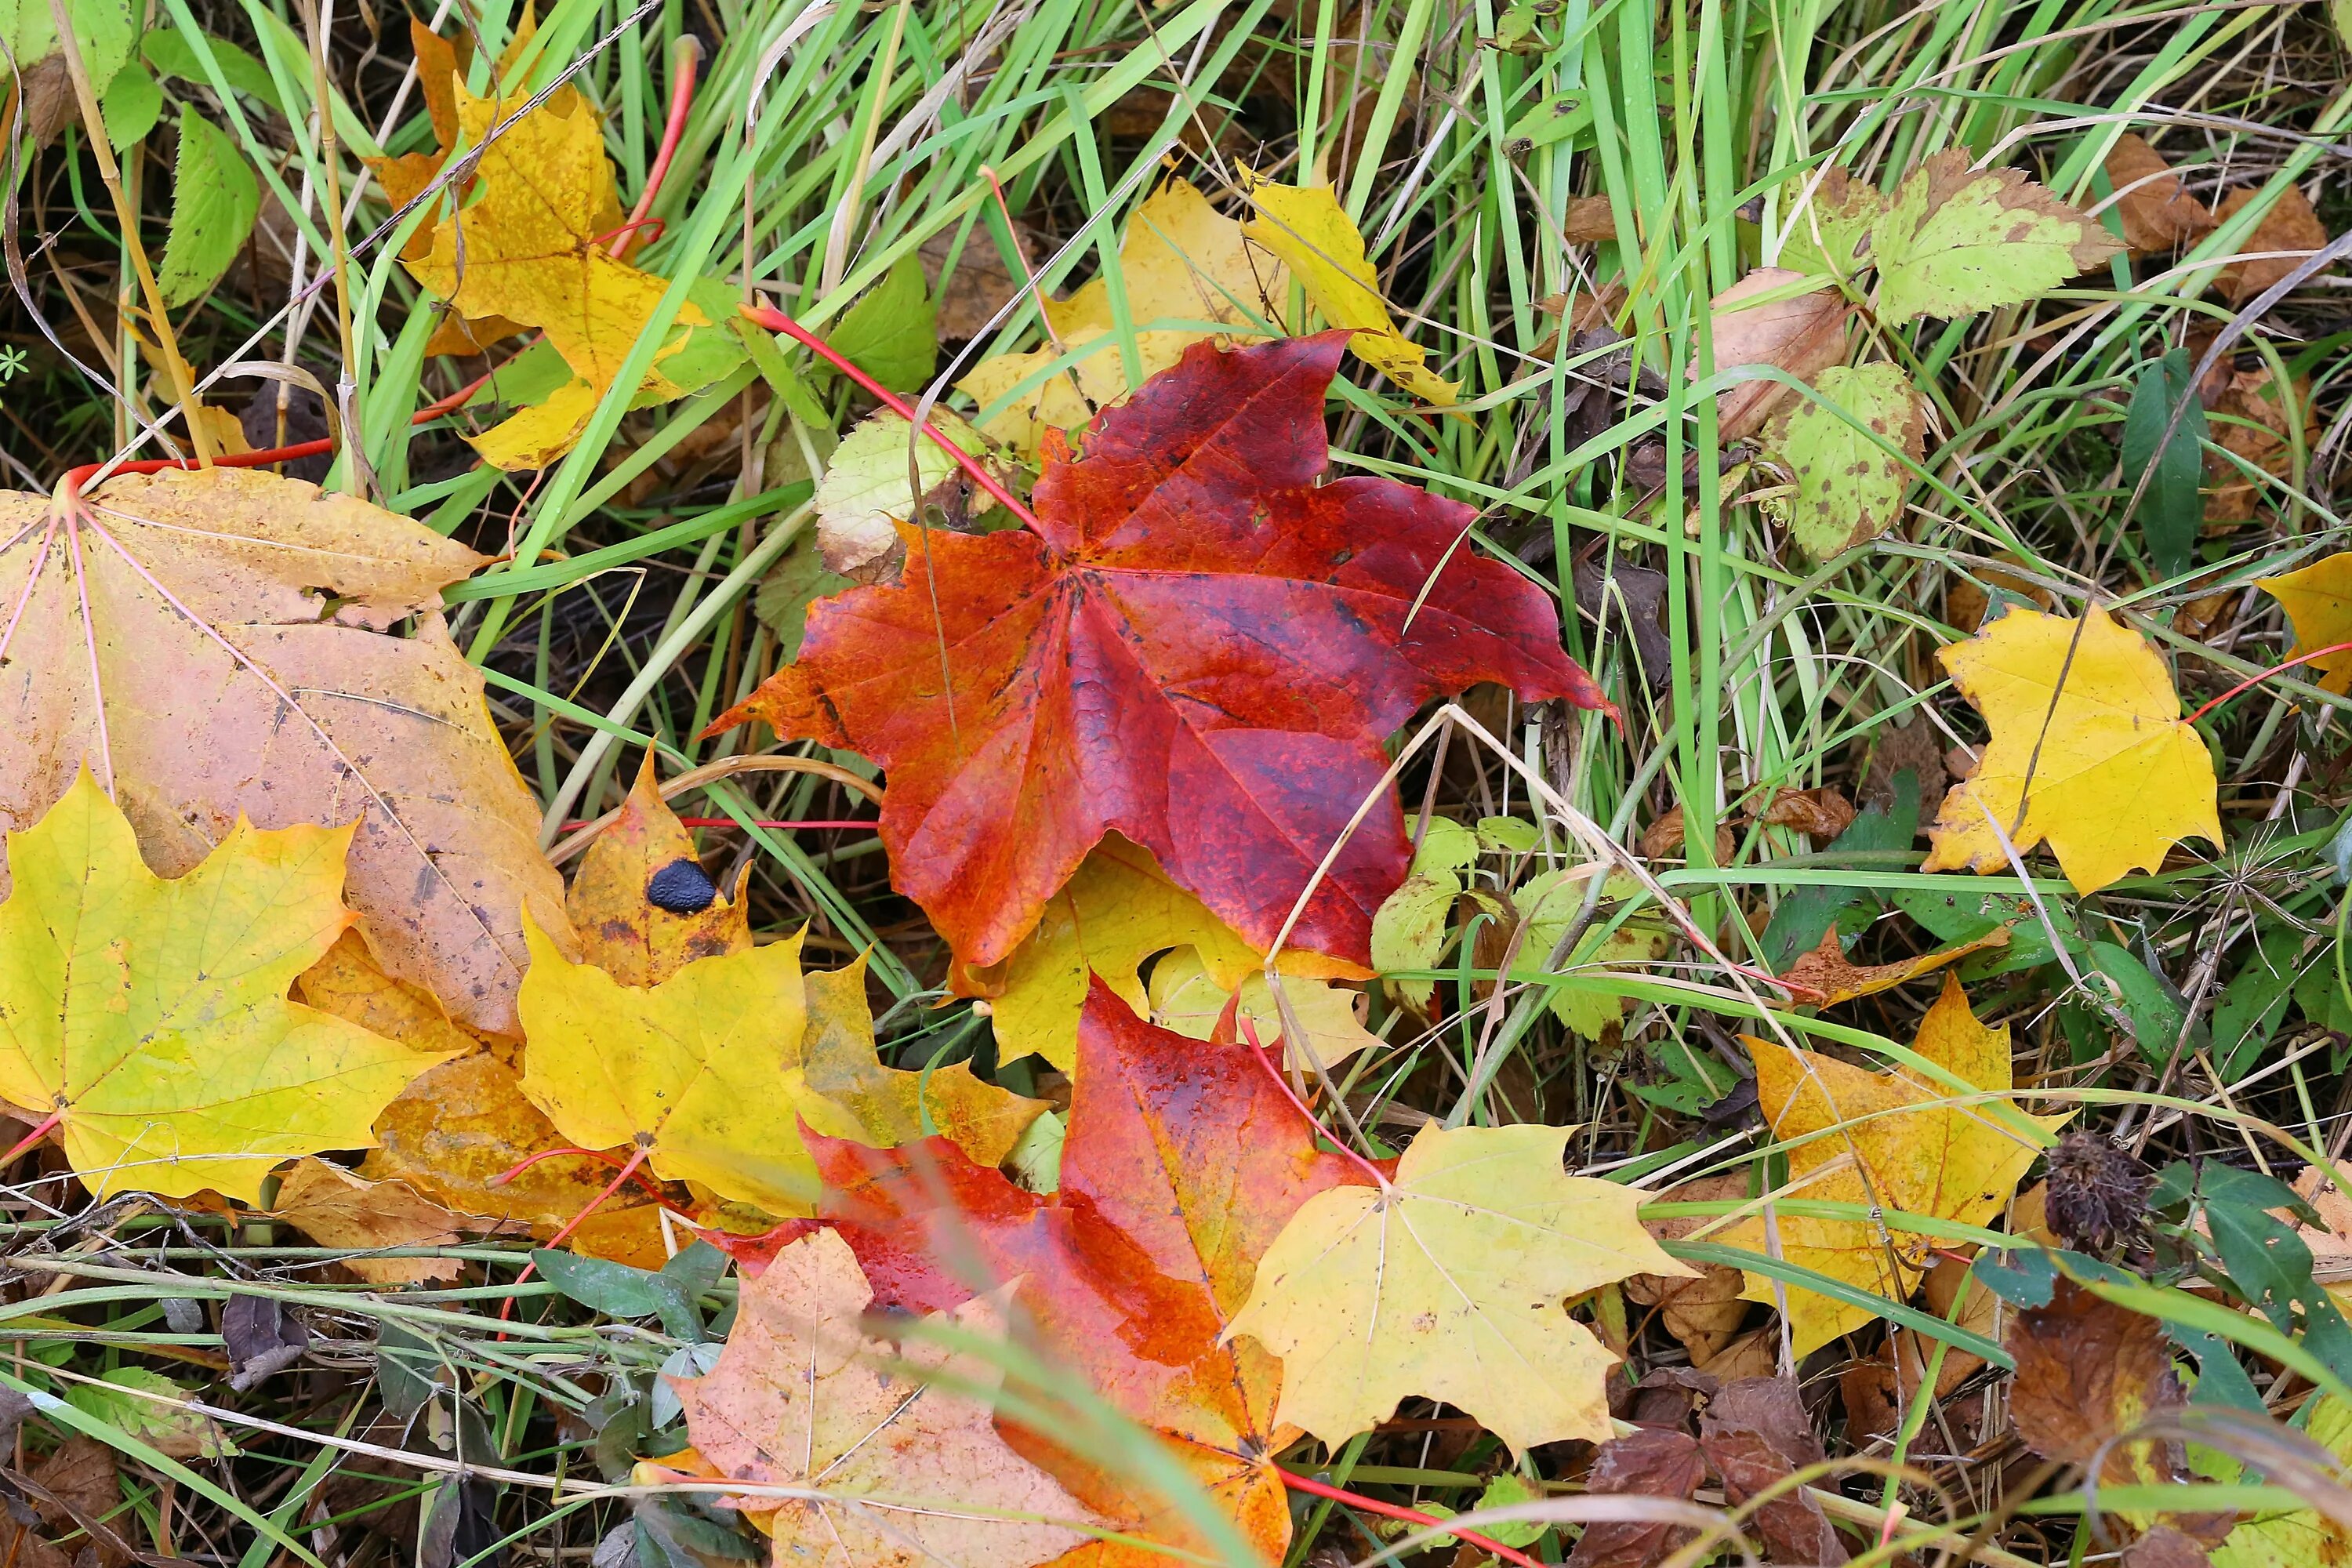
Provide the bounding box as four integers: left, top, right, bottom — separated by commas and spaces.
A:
708, 333, 1606, 974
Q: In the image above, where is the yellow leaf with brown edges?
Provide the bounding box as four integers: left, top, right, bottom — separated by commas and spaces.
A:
566, 756, 747, 986
1721, 975, 2066, 1355
1779, 924, 2010, 1006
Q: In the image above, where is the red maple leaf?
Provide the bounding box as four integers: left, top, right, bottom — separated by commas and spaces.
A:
800, 978, 1380, 1566
709, 332, 1606, 971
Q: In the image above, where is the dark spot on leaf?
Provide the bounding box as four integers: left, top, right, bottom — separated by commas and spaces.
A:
647, 858, 720, 915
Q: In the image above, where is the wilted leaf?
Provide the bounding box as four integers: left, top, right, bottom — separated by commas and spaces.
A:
1722, 975, 2065, 1354
713, 335, 1602, 975
158, 114, 260, 307
674, 1229, 1097, 1568
812, 410, 1004, 582
1240, 172, 1457, 405
1561, 1428, 1704, 1568
0, 466, 574, 1037
567, 758, 748, 988
2256, 553, 2352, 694
2104, 135, 2216, 253
2213, 183, 2330, 304
1698, 1377, 1849, 1565
1628, 1173, 1752, 1366
2007, 1277, 2187, 1483
272, 1157, 520, 1285
1779, 924, 2009, 1006
65, 1369, 235, 1457
813, 981, 1376, 1566
1229, 1121, 1690, 1454
0, 772, 452, 1201
1769, 361, 1926, 557
0, 1437, 124, 1568
1709, 269, 1852, 441
1870, 151, 2125, 323
1922, 605, 2222, 895
959, 178, 1282, 456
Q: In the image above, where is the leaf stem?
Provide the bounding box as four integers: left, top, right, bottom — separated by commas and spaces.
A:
1237, 1016, 1389, 1187
622, 37, 702, 256
2183, 639, 2352, 725
1275, 1466, 1545, 1568
1, 1108, 66, 1169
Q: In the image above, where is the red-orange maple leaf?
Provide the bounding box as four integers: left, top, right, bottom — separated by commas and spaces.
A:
709, 333, 1604, 971
792, 978, 1379, 1566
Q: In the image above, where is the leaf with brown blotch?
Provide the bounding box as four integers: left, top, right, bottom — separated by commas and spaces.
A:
1778, 924, 2010, 1005
565, 756, 749, 987
2103, 136, 2216, 254
295, 930, 494, 1062
1562, 1428, 1705, 1568
0, 466, 575, 1039
2214, 183, 2331, 305
1777, 167, 1886, 282
2007, 1277, 2190, 1482
1628, 1173, 1753, 1367
1708, 270, 1852, 441
673, 1229, 1098, 1568
1870, 151, 2125, 324
271, 1157, 523, 1285
1697, 1377, 1849, 1566
710, 334, 1605, 976
810, 978, 1381, 1567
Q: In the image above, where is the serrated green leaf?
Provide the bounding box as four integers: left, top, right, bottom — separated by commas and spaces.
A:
1771, 361, 1926, 557
826, 255, 938, 394
1871, 151, 2125, 324
100, 60, 158, 147
0, 0, 136, 103
157, 113, 260, 307
66, 1368, 238, 1457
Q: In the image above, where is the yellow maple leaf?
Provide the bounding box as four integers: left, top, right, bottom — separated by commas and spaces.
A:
674, 1228, 1098, 1568
1721, 975, 2066, 1356
564, 757, 748, 987
957, 178, 1285, 456
961, 836, 1366, 1073
1225, 1123, 1690, 1454
1239, 172, 1458, 406
518, 920, 1045, 1216
1146, 947, 1382, 1073
409, 81, 703, 468
2257, 552, 2352, 694
1923, 604, 2221, 895
0, 772, 454, 1202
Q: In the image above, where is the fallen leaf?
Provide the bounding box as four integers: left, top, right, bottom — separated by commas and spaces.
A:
2192, 324, 2314, 523
295, 930, 492, 1062
1512, 868, 1669, 1040
1944, 555, 2056, 634
959, 178, 1283, 456
2213, 183, 2330, 304
408, 78, 724, 466
813, 979, 1371, 1566
0, 1438, 124, 1568
1561, 1428, 1704, 1568
272, 1157, 521, 1285
1755, 786, 1859, 840
518, 921, 1041, 1217
2291, 1167, 2352, 1310
962, 835, 1364, 1073
1777, 167, 1886, 282
673, 1229, 1097, 1568
1370, 816, 1486, 1011
222, 1294, 307, 1391
2130, 1527, 2215, 1568
1229, 1121, 1691, 1454
2256, 554, 2352, 694
1870, 151, 2125, 324
2104, 135, 2216, 253
0, 467, 573, 1037
1240, 172, 1457, 405
1839, 1252, 1993, 1441
65, 1369, 234, 1458
1709, 269, 1852, 440
711, 334, 1603, 974
1922, 605, 2222, 895
2207, 1393, 2352, 1567
922, 222, 1034, 342
1859, 713, 1947, 810
1721, 974, 2065, 1355
1145, 947, 1382, 1074
1639, 804, 1737, 865
1768, 361, 1926, 557
1778, 924, 2010, 1006
0, 771, 452, 1202
812, 410, 1006, 583
565, 757, 747, 988
1698, 1377, 1849, 1566
1627, 1173, 1752, 1366
361, 1053, 670, 1267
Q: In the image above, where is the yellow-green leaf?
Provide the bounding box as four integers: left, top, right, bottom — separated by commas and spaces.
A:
1871, 151, 2125, 325
1240, 172, 1457, 405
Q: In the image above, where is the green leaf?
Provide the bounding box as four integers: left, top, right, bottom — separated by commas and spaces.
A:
751, 532, 851, 661
100, 60, 159, 147
2212, 924, 2299, 1082
157, 113, 260, 307
1501, 90, 1590, 154
0, 0, 136, 102
826, 255, 938, 394
1870, 150, 2126, 325
1760, 771, 1919, 970
2208, 1393, 2352, 1566
1777, 168, 1886, 282
65, 1368, 237, 1457
533, 1250, 704, 1341
1770, 361, 1926, 558
2122, 347, 2208, 579
1512, 869, 1665, 1038
141, 27, 283, 111
2085, 939, 2190, 1063
1370, 873, 1458, 1011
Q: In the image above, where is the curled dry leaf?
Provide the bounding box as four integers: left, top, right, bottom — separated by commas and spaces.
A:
272, 1157, 522, 1285
1839, 1251, 1994, 1441
1698, 1377, 1849, 1566
1639, 804, 1737, 865
1923, 605, 2223, 895
1627, 1172, 1752, 1367
1777, 923, 2010, 1006
1708, 269, 1851, 441
1561, 1428, 1705, 1568
0, 772, 452, 1202
712, 334, 1602, 976
673, 1229, 1098, 1568
1754, 786, 1858, 841
0, 467, 573, 1037
2213, 183, 2330, 305
1722, 974, 2065, 1354
2103, 135, 2216, 253
1229, 1121, 1693, 1454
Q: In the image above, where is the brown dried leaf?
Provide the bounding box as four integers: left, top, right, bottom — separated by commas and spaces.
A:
273, 1157, 522, 1284
1640, 805, 1737, 865
1778, 924, 2010, 1004
1859, 714, 1947, 811
1629, 1174, 1752, 1364
1755, 786, 1857, 841
1563, 1429, 1705, 1568
1565, 196, 1618, 245
2125, 1526, 2212, 1568
2214, 183, 2330, 304
2006, 1277, 2187, 1486
2104, 136, 2216, 254
1698, 1377, 1848, 1566
1710, 270, 1852, 441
